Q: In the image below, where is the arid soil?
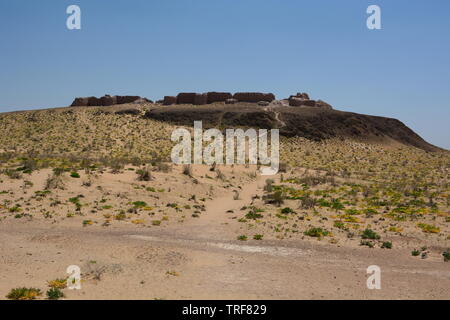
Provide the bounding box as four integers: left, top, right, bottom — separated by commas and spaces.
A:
0, 104, 449, 299
0, 165, 449, 300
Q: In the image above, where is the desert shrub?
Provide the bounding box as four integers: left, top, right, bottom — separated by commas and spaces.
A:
237, 235, 248, 241
47, 278, 67, 289
6, 287, 41, 300
216, 169, 225, 181
133, 201, 148, 208
381, 241, 393, 249
278, 162, 289, 173
45, 170, 65, 190
411, 249, 420, 256
2, 169, 22, 179
53, 167, 65, 175
263, 191, 285, 207
109, 158, 124, 173
334, 221, 347, 230
70, 171, 80, 178
304, 227, 330, 238
46, 287, 64, 300
136, 166, 152, 181
17, 158, 38, 173
8, 205, 22, 213
296, 175, 335, 187
154, 162, 172, 173
281, 207, 294, 214
264, 179, 274, 192
417, 223, 440, 234
79, 158, 93, 170
245, 210, 263, 220
115, 212, 126, 220
331, 199, 345, 212
0, 152, 14, 163
360, 240, 375, 248
364, 208, 378, 218
253, 234, 263, 240
361, 229, 381, 240
35, 190, 51, 197
23, 180, 33, 188
299, 195, 317, 209
82, 220, 93, 226
182, 164, 192, 176
82, 175, 92, 186
443, 249, 450, 262
166, 270, 180, 276
84, 261, 107, 281
69, 196, 83, 212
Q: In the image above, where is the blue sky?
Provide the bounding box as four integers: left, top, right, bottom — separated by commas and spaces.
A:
0, 0, 449, 148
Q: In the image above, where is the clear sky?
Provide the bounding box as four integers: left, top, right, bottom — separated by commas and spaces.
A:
0, 0, 449, 148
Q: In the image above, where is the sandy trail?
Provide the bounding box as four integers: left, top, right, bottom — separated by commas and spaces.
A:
265, 102, 287, 128
174, 176, 264, 240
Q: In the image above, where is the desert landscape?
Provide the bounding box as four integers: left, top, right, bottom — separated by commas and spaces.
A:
0, 95, 448, 300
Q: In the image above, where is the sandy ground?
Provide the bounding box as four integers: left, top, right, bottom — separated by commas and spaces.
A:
0, 171, 449, 300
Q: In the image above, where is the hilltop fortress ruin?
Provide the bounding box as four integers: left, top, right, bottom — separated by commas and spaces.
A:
70, 92, 333, 109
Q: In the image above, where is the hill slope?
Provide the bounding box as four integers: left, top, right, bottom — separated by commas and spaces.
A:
0, 102, 442, 161
144, 103, 440, 152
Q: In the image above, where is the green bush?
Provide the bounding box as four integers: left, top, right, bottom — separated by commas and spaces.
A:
361, 229, 380, 240
304, 227, 330, 238
70, 172, 80, 178
253, 234, 263, 240
381, 241, 393, 249
132, 201, 147, 208
137, 166, 152, 181
46, 287, 64, 300
6, 287, 41, 300
443, 249, 450, 262
281, 207, 294, 214
360, 240, 375, 248
245, 211, 263, 220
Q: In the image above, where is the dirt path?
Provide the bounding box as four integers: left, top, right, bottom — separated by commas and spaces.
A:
264, 103, 286, 128
177, 176, 264, 240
